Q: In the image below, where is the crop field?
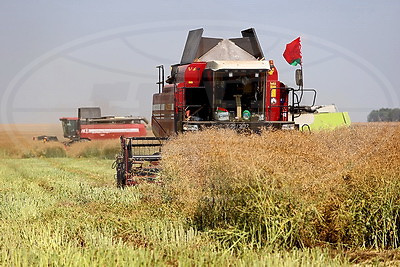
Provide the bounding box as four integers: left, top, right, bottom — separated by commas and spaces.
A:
0, 123, 399, 266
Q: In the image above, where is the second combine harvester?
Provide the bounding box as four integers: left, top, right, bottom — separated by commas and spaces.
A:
115, 28, 350, 187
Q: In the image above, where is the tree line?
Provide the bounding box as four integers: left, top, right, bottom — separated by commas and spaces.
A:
367, 108, 400, 122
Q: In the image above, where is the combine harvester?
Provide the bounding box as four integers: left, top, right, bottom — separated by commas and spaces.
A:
114, 28, 350, 187
60, 107, 148, 143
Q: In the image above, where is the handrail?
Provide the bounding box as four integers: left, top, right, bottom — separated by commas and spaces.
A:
156, 65, 164, 93
267, 87, 317, 121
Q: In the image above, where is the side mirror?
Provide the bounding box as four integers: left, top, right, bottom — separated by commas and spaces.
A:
295, 69, 303, 87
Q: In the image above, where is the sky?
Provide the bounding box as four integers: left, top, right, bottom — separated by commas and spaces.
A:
0, 0, 399, 124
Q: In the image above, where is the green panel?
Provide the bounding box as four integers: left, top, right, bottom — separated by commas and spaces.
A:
306, 112, 351, 131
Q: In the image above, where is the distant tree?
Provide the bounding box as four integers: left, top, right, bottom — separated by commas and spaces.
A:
367, 108, 400, 122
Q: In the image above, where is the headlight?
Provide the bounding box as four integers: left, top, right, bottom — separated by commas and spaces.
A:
282, 124, 295, 130
183, 124, 199, 131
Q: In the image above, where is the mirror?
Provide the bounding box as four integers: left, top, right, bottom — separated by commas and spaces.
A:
295, 69, 303, 87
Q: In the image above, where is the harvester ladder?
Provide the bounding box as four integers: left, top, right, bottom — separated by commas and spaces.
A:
175, 85, 185, 111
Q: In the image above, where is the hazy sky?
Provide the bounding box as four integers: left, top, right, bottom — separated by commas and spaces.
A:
0, 0, 399, 123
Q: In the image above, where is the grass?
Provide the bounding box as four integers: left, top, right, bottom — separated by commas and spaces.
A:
0, 123, 399, 265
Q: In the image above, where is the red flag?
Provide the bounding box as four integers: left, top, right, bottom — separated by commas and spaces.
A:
283, 37, 302, 66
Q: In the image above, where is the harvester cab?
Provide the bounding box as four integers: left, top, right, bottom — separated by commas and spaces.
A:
59, 117, 80, 141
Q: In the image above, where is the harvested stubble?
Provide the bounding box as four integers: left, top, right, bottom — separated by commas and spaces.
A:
161, 124, 400, 250
0, 132, 66, 158
66, 139, 120, 159
0, 130, 120, 159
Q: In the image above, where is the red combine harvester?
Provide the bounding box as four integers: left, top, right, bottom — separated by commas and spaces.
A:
115, 28, 318, 187
60, 107, 148, 142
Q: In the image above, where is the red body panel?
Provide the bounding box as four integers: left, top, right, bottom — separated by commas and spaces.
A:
266, 61, 288, 121
175, 62, 207, 112
80, 124, 146, 140
184, 62, 207, 87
